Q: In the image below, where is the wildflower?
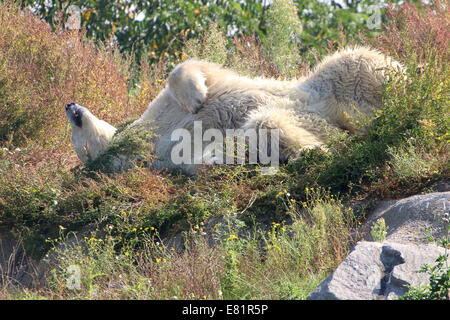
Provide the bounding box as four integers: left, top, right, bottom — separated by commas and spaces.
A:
227, 234, 238, 240
139, 278, 151, 282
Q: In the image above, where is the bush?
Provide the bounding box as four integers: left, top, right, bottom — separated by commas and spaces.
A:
260, 0, 302, 78
377, 0, 449, 64
0, 2, 144, 147
183, 23, 229, 65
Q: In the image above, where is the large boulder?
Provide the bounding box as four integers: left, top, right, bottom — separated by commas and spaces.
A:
309, 191, 449, 300
308, 241, 448, 300
363, 191, 449, 244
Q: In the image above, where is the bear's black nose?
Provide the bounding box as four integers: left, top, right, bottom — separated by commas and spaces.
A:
66, 102, 75, 110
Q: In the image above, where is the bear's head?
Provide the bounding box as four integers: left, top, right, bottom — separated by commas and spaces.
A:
65, 102, 86, 128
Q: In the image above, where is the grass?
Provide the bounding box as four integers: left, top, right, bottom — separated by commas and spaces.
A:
0, 0, 449, 299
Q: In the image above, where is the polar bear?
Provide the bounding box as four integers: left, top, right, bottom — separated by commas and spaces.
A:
65, 102, 117, 164
66, 46, 403, 174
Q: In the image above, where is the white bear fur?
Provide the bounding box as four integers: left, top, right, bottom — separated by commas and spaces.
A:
68, 46, 403, 174
68, 106, 117, 164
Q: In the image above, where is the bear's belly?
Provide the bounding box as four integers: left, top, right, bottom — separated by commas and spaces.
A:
151, 88, 278, 174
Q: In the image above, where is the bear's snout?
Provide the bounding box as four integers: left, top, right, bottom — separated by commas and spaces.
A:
66, 102, 76, 111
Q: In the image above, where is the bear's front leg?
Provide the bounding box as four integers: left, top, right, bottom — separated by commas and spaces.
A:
168, 60, 210, 114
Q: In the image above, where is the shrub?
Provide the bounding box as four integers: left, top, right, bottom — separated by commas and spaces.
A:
219, 188, 356, 300
260, 0, 302, 78
183, 23, 229, 65
386, 143, 436, 183
0, 2, 144, 147
85, 121, 155, 173
377, 1, 449, 64
370, 218, 387, 242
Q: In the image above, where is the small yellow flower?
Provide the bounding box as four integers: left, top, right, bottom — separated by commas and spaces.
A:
227, 234, 238, 240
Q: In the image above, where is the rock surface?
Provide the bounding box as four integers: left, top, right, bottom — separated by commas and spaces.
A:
363, 191, 449, 244
308, 241, 449, 300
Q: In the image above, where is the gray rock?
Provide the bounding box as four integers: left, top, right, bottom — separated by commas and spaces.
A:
308, 241, 448, 300
363, 192, 449, 244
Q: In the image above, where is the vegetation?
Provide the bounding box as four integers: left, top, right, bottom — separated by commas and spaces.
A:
0, 0, 449, 300
400, 215, 449, 300
370, 218, 387, 242
15, 0, 408, 63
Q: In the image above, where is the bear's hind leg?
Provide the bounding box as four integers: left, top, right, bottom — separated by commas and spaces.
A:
242, 103, 328, 163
